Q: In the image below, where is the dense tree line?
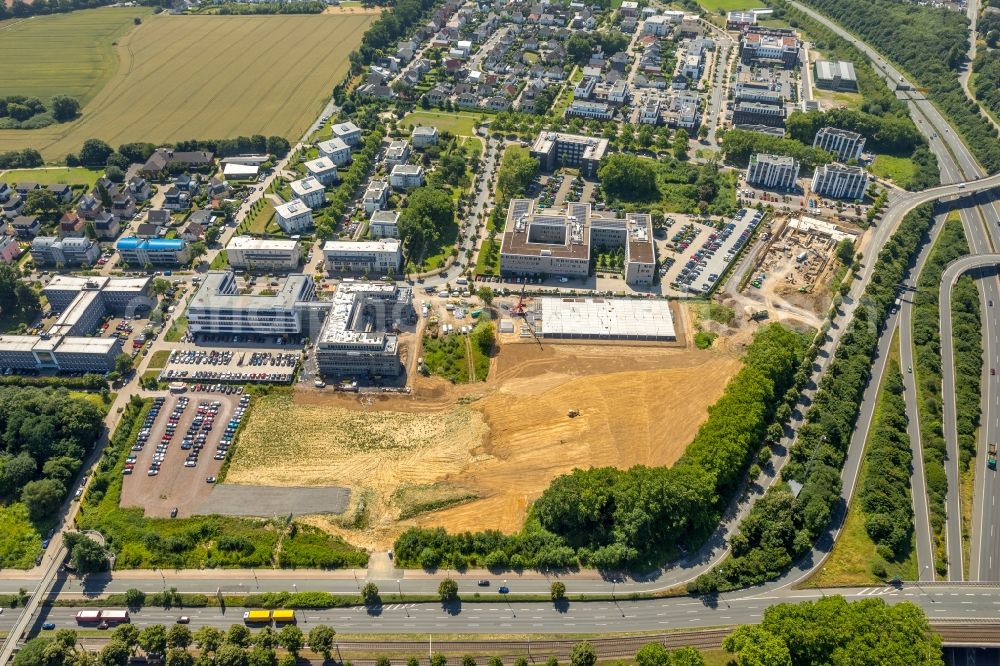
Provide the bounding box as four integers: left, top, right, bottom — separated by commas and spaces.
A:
566, 31, 630, 65
0, 95, 80, 129
785, 108, 923, 156
0, 148, 43, 169
0, 0, 159, 21
790, 0, 1000, 171
173, 135, 290, 159
0, 264, 41, 324
597, 154, 659, 201
724, 596, 943, 666
398, 186, 456, 266
971, 52, 1000, 125
691, 204, 936, 592
352, 0, 445, 70
0, 387, 103, 522
315, 127, 384, 239
719, 129, 832, 168
911, 218, 980, 574
395, 324, 809, 570
858, 361, 913, 563
211, 1, 327, 14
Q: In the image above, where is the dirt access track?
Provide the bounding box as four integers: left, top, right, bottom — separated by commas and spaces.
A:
227, 336, 742, 550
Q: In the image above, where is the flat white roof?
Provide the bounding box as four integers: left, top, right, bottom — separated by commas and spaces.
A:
540, 298, 676, 339
290, 177, 325, 196
324, 239, 400, 254
227, 236, 299, 252
56, 337, 119, 354
223, 163, 259, 177
0, 335, 41, 352
305, 156, 337, 172
317, 137, 350, 153
275, 199, 311, 218
46, 275, 108, 291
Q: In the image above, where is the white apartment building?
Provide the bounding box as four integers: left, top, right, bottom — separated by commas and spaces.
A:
290, 176, 327, 209
274, 199, 314, 234
330, 121, 362, 146
389, 164, 425, 190
746, 153, 800, 190
323, 239, 402, 275
363, 179, 390, 214
369, 210, 400, 239
226, 236, 301, 271
643, 15, 672, 36
304, 156, 338, 186
385, 140, 412, 167
639, 98, 662, 125
811, 163, 869, 200
317, 137, 352, 166
812, 127, 866, 162
411, 126, 439, 147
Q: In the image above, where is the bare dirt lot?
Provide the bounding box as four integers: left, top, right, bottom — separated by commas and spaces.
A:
120, 393, 241, 518
226, 338, 742, 549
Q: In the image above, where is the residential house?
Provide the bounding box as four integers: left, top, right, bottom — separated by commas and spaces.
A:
385, 140, 412, 167
411, 126, 439, 148
110, 193, 136, 221
0, 234, 21, 265
135, 223, 162, 238
116, 237, 190, 266
14, 182, 39, 197
163, 186, 192, 211
140, 148, 214, 179
10, 215, 41, 239
47, 184, 73, 204
31, 236, 100, 267
127, 177, 151, 202
206, 178, 232, 203
92, 211, 119, 240
369, 210, 400, 239
76, 194, 102, 220
289, 177, 327, 209
274, 199, 314, 234
330, 121, 362, 146
363, 180, 390, 215
389, 164, 425, 190
0, 183, 10, 203
485, 96, 511, 111
59, 212, 86, 237
304, 157, 338, 186
147, 209, 172, 227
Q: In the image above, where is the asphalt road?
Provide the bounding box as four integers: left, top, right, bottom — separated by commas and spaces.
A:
2, 585, 999, 636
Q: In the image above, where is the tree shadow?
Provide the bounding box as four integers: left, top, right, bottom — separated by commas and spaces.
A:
441, 598, 463, 616
553, 598, 570, 614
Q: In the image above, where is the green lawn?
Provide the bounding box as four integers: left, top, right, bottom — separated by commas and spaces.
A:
402, 110, 480, 137
68, 390, 114, 414
146, 349, 171, 370
870, 154, 917, 188
0, 7, 152, 105
0, 503, 42, 569
0, 167, 103, 187
242, 201, 276, 235
164, 316, 188, 342
697, 0, 761, 10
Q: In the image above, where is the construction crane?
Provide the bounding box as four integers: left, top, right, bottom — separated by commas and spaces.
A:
511, 284, 527, 316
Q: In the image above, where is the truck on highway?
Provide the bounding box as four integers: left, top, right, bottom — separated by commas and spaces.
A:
271, 609, 296, 624
75, 610, 101, 624
243, 610, 272, 623
988, 443, 997, 470
101, 610, 130, 625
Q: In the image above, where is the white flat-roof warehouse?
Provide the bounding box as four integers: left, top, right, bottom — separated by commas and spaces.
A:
539, 298, 676, 341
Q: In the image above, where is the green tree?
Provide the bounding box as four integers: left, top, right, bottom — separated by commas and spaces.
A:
247, 647, 277, 666
670, 648, 706, 666
476, 286, 494, 307
496, 149, 539, 201
307, 625, 336, 660
549, 581, 566, 601
97, 641, 130, 666
20, 478, 65, 521
166, 649, 194, 666
79, 139, 114, 168
277, 625, 303, 655
361, 582, 380, 605
151, 278, 171, 296
114, 353, 134, 377
110, 624, 139, 652
138, 625, 168, 657
636, 643, 671, 666
205, 225, 221, 245
398, 187, 455, 261
597, 154, 657, 201
570, 643, 596, 666
461, 656, 476, 666
25, 189, 59, 215
167, 624, 192, 650
215, 644, 248, 666
225, 625, 251, 648
66, 533, 107, 574
437, 578, 459, 601
105, 165, 125, 183
51, 96, 81, 122
836, 238, 855, 265
188, 241, 208, 265
723, 626, 791, 666
193, 627, 223, 654
431, 654, 448, 666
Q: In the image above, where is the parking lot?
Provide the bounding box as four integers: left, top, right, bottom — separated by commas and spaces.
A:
669, 208, 764, 295
120, 392, 250, 518
158, 348, 300, 384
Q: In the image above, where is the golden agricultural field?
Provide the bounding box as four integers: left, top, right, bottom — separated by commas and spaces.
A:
0, 10, 376, 160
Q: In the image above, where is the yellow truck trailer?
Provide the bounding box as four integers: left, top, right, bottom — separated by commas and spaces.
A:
243, 610, 271, 623
271, 609, 296, 623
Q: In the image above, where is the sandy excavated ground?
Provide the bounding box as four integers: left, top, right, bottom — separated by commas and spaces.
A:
228, 341, 741, 549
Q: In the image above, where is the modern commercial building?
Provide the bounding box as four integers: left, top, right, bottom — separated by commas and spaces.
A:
530, 132, 609, 178
733, 101, 786, 128
314, 282, 414, 378
389, 164, 425, 189
330, 121, 362, 146
811, 163, 869, 200
385, 140, 412, 166
323, 239, 402, 275
0, 276, 151, 372
734, 81, 783, 106
369, 210, 400, 239
739, 27, 800, 67
187, 271, 317, 338
726, 10, 756, 30
411, 126, 439, 147
290, 177, 327, 209
539, 297, 676, 341
814, 60, 858, 91
116, 237, 189, 266
317, 137, 352, 166
813, 127, 866, 161
746, 153, 800, 190
565, 100, 614, 121
226, 236, 301, 271
274, 199, 314, 234
304, 157, 339, 186
499, 200, 656, 286
30, 236, 101, 266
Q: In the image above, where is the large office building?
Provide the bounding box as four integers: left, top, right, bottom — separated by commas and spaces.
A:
811, 163, 869, 200
499, 200, 656, 286
746, 153, 800, 190
315, 282, 414, 378
226, 236, 301, 271
529, 132, 609, 178
813, 127, 866, 161
0, 276, 151, 372
116, 237, 189, 266
814, 60, 858, 91
739, 27, 800, 67
30, 236, 100, 266
323, 239, 402, 275
186, 271, 317, 338
733, 101, 786, 128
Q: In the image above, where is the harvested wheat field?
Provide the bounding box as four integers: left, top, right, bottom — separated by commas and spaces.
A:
228, 343, 741, 548
0, 11, 375, 159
